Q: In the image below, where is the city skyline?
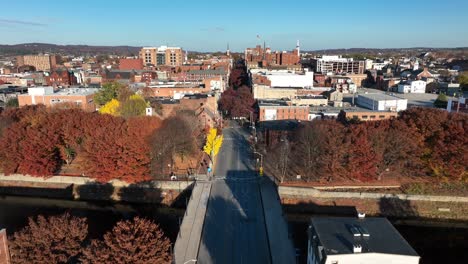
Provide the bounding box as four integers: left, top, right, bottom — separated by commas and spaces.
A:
1, 0, 467, 52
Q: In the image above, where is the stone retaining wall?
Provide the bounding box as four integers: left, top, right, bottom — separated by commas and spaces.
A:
278, 186, 468, 203
0, 173, 195, 204
279, 186, 468, 220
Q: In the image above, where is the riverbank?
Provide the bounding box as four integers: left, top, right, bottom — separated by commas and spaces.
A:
0, 173, 195, 205
279, 185, 468, 221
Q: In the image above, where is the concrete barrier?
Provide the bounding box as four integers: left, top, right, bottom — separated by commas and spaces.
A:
278, 185, 468, 203
0, 173, 194, 192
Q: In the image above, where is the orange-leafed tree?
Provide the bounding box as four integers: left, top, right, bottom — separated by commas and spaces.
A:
9, 213, 88, 264
80, 115, 151, 183
346, 125, 378, 182
80, 217, 171, 264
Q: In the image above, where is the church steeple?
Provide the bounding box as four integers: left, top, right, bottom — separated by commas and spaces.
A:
296, 40, 300, 56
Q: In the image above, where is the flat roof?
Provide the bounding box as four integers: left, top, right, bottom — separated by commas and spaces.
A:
53, 88, 100, 96
311, 217, 419, 257
358, 93, 406, 101
309, 105, 394, 114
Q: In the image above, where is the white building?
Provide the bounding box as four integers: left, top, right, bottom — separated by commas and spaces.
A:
398, 80, 426, 94
357, 93, 407, 111
308, 217, 420, 264
314, 55, 365, 74
250, 69, 314, 88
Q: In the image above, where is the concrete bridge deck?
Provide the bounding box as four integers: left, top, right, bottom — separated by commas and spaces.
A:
174, 123, 295, 264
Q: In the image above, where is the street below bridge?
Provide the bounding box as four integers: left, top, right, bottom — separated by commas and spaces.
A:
197, 122, 271, 264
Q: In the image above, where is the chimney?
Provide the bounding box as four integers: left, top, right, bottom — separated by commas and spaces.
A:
353, 244, 362, 253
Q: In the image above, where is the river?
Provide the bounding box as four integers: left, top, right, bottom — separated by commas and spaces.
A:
1, 195, 467, 264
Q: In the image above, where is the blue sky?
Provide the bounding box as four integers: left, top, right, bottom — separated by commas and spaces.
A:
0, 0, 467, 51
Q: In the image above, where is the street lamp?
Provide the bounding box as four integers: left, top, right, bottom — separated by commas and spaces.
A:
253, 151, 263, 176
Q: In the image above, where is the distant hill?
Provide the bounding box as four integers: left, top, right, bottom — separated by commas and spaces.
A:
303, 47, 468, 58
0, 43, 142, 57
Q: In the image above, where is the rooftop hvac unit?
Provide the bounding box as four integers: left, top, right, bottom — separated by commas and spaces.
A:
353, 244, 362, 253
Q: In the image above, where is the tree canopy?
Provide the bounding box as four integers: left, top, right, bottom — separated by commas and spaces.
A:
9, 213, 88, 264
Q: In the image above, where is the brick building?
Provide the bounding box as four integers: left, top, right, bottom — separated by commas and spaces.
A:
18, 87, 99, 111
344, 110, 397, 121
46, 69, 78, 87
119, 58, 143, 70
139, 46, 184, 66
258, 100, 309, 121
245, 42, 300, 67
17, 54, 57, 71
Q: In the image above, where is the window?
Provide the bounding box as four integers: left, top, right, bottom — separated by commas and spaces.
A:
370, 115, 376, 119
361, 115, 368, 119
379, 115, 385, 118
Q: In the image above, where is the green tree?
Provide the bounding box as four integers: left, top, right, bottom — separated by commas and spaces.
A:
458, 74, 468, 91
434, 93, 448, 108
120, 94, 147, 118
94, 81, 124, 106
6, 98, 19, 108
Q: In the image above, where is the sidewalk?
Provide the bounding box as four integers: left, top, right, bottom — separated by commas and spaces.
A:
174, 181, 212, 264
258, 177, 296, 264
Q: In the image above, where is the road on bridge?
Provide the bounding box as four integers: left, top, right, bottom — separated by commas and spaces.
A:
197, 122, 272, 264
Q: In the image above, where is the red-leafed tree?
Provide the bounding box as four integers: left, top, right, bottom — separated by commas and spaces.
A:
80, 217, 171, 264
80, 115, 151, 183
429, 113, 467, 180
346, 125, 378, 181
219, 85, 255, 119
9, 213, 88, 264
319, 121, 348, 180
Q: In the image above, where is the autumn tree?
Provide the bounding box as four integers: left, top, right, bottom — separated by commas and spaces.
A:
203, 128, 223, 162
120, 94, 147, 118
99, 98, 120, 116
80, 114, 152, 183
346, 125, 378, 181
293, 121, 326, 180
80, 217, 171, 264
150, 115, 198, 178
428, 113, 467, 180
219, 86, 255, 119
9, 213, 88, 264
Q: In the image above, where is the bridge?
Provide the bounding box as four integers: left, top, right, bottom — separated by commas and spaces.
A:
174, 123, 295, 264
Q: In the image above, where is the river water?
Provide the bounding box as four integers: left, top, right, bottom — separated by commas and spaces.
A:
0, 195, 181, 242
1, 195, 467, 264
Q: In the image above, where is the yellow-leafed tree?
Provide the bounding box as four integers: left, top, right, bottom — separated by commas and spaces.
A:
203, 128, 223, 161
99, 99, 120, 116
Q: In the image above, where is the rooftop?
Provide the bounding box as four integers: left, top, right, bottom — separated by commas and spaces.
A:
54, 88, 99, 96
358, 93, 406, 101
311, 217, 419, 256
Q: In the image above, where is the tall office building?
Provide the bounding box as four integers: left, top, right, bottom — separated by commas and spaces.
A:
139, 46, 184, 66
17, 54, 57, 71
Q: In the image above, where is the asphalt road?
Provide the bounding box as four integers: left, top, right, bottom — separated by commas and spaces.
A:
197, 122, 272, 264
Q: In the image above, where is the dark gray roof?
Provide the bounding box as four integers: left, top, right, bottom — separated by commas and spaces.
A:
311, 217, 419, 256
187, 69, 226, 75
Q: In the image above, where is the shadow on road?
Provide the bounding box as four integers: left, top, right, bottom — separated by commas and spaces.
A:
197, 170, 271, 264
